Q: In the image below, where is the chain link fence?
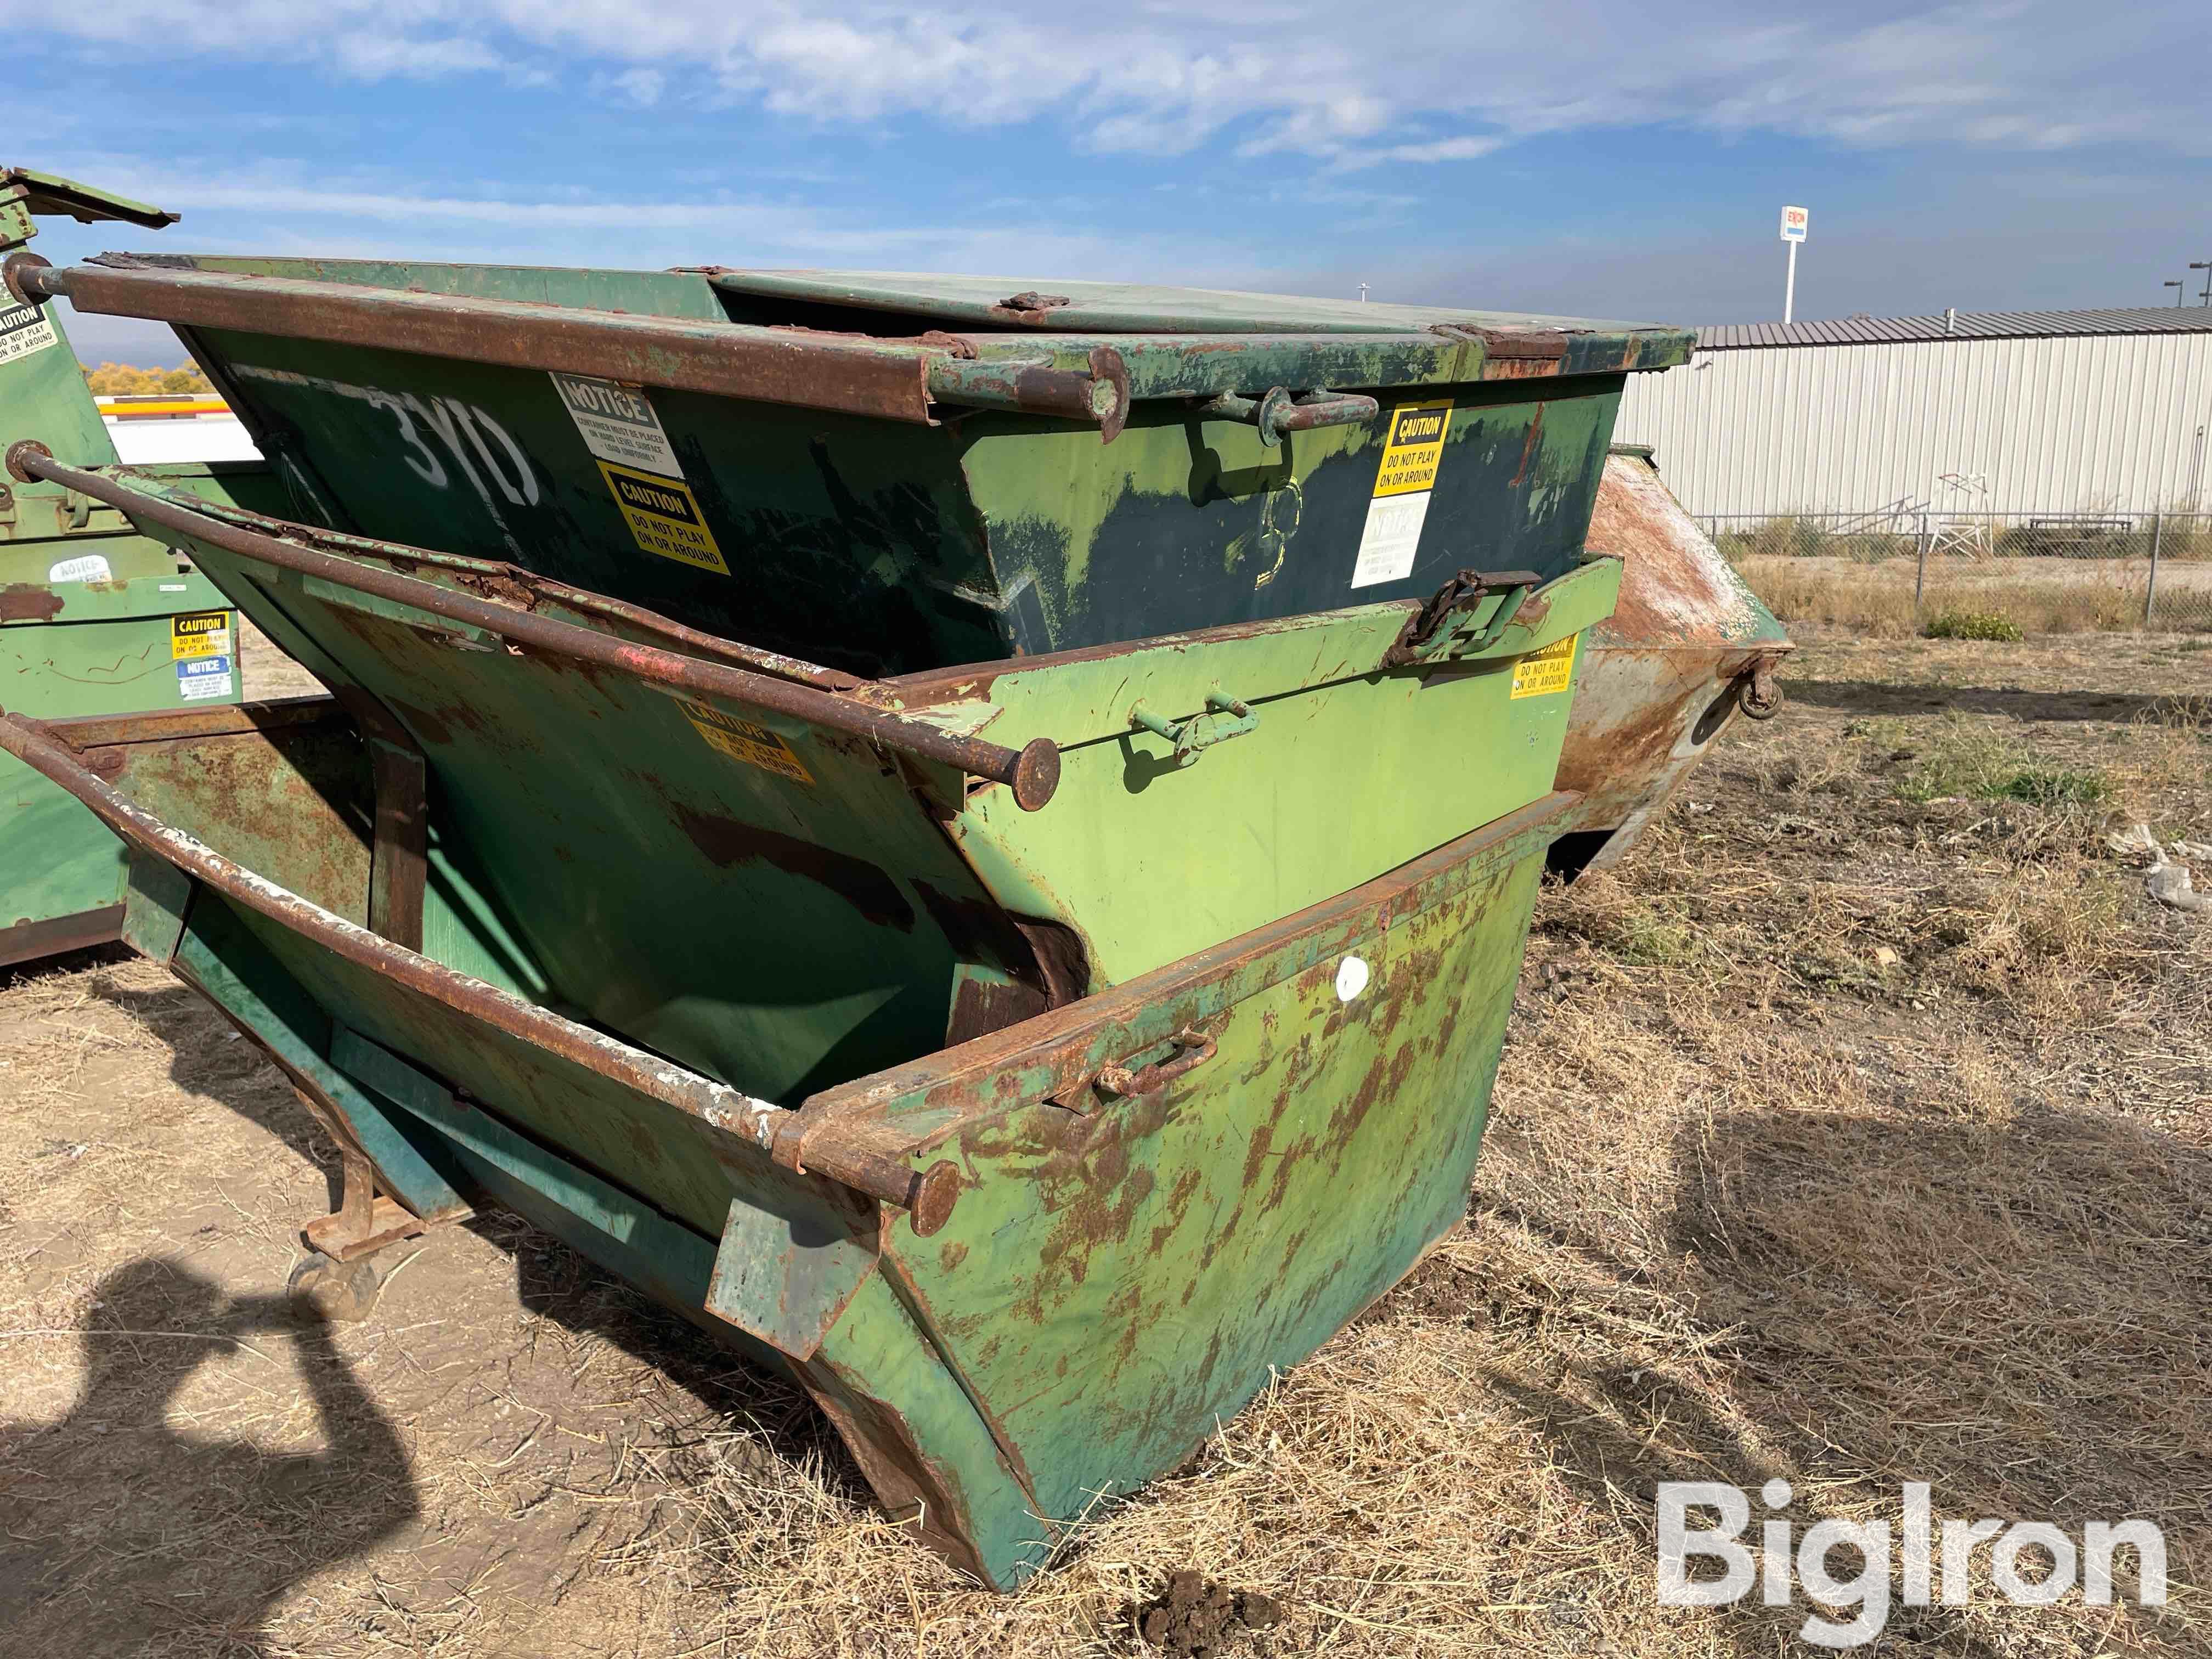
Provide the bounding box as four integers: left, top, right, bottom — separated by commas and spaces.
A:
1704, 509, 2212, 633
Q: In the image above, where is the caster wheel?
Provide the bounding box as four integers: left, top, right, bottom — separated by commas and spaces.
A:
287, 1254, 382, 1324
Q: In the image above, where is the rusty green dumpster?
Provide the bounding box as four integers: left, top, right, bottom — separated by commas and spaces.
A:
1547, 445, 1792, 879
0, 168, 278, 966
2, 435, 1607, 1585
14, 255, 1692, 676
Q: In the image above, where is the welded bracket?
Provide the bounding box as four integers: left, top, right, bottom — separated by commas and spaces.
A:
1383, 567, 1548, 668
332, 687, 428, 950
303, 1142, 429, 1263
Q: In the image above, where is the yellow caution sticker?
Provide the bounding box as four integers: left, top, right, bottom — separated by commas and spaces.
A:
1351, 398, 1454, 589
599, 462, 730, 575
171, 610, 233, 659
1371, 400, 1452, 498
675, 697, 814, 785
1510, 632, 1579, 699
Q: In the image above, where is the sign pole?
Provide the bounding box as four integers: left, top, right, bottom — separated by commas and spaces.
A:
1778, 205, 1808, 323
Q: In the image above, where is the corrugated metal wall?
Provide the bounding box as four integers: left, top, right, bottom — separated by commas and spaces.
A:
1613, 332, 2212, 516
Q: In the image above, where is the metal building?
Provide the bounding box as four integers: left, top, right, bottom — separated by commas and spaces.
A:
1613, 307, 2212, 518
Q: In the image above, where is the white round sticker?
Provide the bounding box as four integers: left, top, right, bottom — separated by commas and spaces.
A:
1335, 955, 1370, 1002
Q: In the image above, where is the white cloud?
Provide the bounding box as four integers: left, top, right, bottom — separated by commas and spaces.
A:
11, 1, 2204, 162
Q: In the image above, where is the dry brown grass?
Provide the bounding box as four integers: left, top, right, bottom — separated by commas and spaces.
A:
1739, 555, 2212, 637
1, 633, 2207, 1656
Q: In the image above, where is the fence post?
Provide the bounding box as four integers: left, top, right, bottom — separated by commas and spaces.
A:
1914, 512, 1931, 613
2145, 511, 2162, 627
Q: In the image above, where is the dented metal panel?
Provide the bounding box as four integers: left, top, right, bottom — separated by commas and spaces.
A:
1549, 449, 1792, 876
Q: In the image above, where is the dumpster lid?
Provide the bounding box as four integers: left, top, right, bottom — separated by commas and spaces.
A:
1, 167, 178, 229
698, 269, 1681, 343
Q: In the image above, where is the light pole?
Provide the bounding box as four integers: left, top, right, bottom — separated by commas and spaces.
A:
2193, 262, 2212, 306
2167, 280, 2186, 306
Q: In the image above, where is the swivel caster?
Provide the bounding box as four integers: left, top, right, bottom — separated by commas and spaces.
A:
287, 1253, 382, 1324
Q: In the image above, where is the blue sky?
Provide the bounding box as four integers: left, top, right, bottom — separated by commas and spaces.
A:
20, 0, 2211, 365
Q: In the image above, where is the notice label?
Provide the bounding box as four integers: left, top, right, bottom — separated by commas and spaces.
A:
172, 610, 233, 659
551, 372, 731, 574
675, 697, 815, 785
1509, 632, 1579, 699
177, 654, 235, 702
551, 373, 684, 476
1351, 399, 1453, 588
0, 300, 58, 367
48, 554, 113, 584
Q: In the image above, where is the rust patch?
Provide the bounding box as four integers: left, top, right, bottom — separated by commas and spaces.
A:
992, 291, 1072, 325
672, 802, 915, 931
1, 583, 64, 623
915, 879, 1091, 1043
1587, 451, 1769, 646
1509, 404, 1544, 488
448, 568, 540, 611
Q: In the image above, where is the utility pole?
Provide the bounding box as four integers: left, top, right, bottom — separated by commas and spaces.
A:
1358, 283, 1369, 303
2193, 262, 2212, 306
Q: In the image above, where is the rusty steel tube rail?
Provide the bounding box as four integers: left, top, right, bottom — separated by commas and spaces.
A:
0, 709, 962, 1233
6, 448, 1059, 810
4, 255, 1126, 434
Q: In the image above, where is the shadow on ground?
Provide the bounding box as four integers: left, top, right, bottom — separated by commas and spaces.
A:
1784, 679, 2204, 724
1454, 1106, 2209, 1655
0, 1259, 419, 1656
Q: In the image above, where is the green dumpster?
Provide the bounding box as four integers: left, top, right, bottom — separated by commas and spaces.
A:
0, 168, 276, 967
14, 254, 1691, 676
0, 221, 1692, 1588
3, 435, 1609, 1585
5, 695, 1572, 1589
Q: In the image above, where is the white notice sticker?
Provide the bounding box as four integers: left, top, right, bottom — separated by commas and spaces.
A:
550, 372, 684, 476
1351, 493, 1435, 588
0, 300, 59, 367
48, 554, 113, 584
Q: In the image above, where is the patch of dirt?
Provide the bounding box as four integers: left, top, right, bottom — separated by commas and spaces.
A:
1134, 1571, 1283, 1657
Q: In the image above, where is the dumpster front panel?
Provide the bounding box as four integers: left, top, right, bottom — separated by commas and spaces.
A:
928, 557, 1619, 986
961, 381, 1623, 654
103, 476, 1622, 1031
802, 795, 1569, 1584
